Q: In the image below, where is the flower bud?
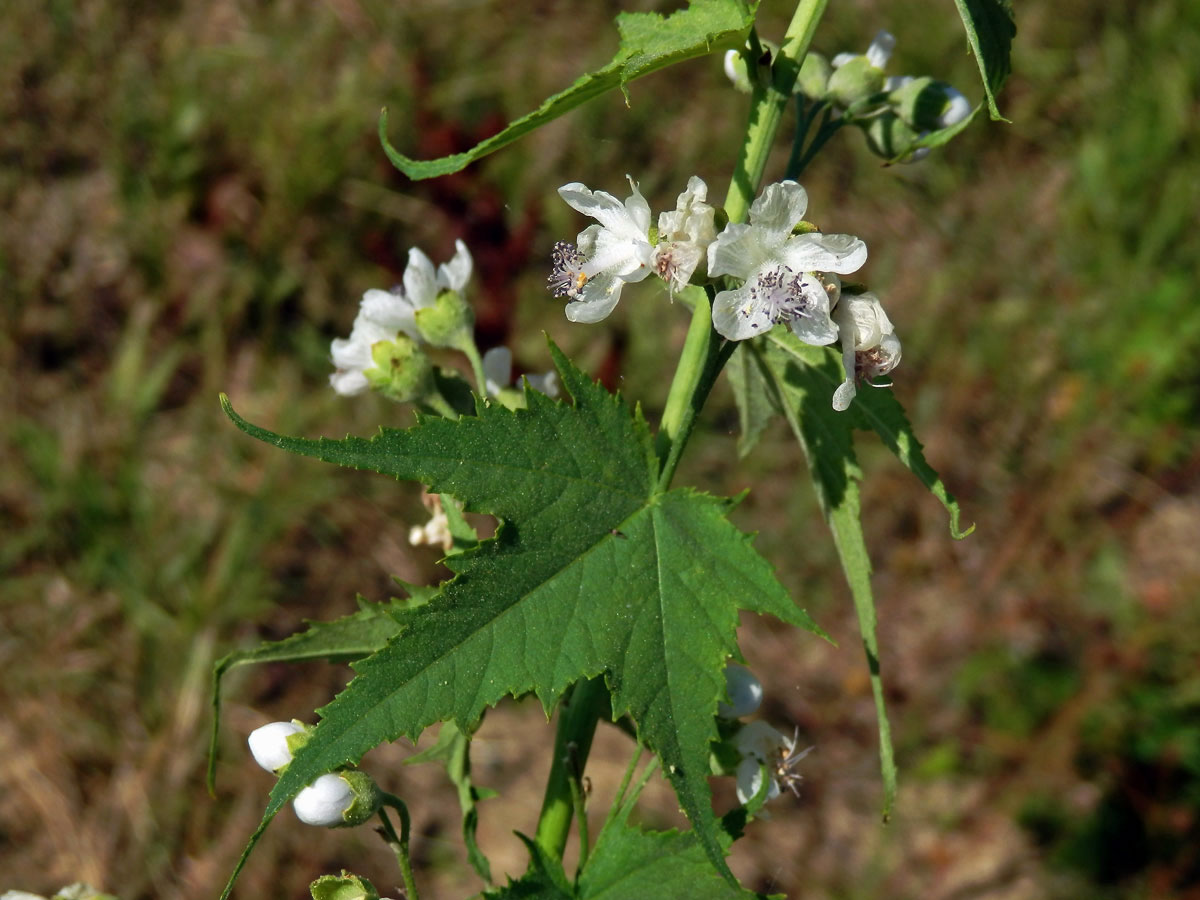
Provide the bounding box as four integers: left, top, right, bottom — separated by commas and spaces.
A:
293, 771, 381, 828
736, 756, 782, 805
248, 720, 308, 773
795, 52, 832, 100
889, 77, 971, 132
718, 664, 763, 719
827, 55, 886, 108
862, 112, 929, 163
363, 333, 434, 404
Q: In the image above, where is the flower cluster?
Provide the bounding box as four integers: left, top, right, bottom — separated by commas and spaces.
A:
826, 30, 971, 162
248, 720, 381, 828
330, 241, 472, 401
551, 177, 899, 410
714, 663, 813, 805
549, 175, 715, 322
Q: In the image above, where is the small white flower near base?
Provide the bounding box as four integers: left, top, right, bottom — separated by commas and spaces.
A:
709, 181, 867, 344
550, 177, 655, 323
734, 721, 814, 804
294, 773, 356, 827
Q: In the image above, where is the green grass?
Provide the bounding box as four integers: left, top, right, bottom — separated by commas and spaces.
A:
2, 1, 1199, 898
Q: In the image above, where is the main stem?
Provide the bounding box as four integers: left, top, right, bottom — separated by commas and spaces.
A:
657, 0, 828, 486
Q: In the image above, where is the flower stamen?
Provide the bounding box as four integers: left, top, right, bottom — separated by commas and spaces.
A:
548, 241, 589, 299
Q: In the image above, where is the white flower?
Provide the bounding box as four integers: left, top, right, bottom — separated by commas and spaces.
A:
293, 773, 356, 827
831, 292, 902, 411
709, 181, 867, 343
718, 663, 763, 719
248, 720, 305, 773
832, 29, 895, 70
654, 176, 717, 295
734, 721, 814, 804
481, 346, 560, 400
329, 241, 472, 395
550, 177, 654, 323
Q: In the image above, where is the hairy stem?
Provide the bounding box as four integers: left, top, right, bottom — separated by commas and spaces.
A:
534, 676, 609, 863
379, 794, 420, 900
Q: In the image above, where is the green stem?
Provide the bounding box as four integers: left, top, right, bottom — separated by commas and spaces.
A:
534, 676, 609, 863
655, 290, 736, 492
461, 341, 489, 397
724, 0, 830, 221
379, 794, 420, 900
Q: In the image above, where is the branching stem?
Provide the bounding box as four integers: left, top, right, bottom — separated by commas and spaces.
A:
379, 793, 420, 900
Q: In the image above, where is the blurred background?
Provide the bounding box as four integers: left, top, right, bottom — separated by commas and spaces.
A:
2, 0, 1198, 897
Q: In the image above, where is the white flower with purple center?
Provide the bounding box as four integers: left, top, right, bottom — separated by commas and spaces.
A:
549, 177, 655, 323
708, 181, 867, 344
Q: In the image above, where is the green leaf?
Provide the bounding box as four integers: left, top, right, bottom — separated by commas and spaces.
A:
405, 721, 494, 882
482, 834, 575, 900
380, 0, 756, 180
218, 343, 822, 896
726, 343, 778, 458
206, 597, 406, 793
577, 805, 776, 900
951, 0, 1016, 121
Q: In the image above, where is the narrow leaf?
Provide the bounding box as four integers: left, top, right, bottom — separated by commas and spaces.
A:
725, 343, 778, 458
380, 0, 755, 180
951, 0, 1016, 121
753, 335, 898, 817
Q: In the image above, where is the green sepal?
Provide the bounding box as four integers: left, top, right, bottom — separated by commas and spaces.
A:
826, 56, 884, 108
309, 872, 381, 900
795, 51, 831, 100
364, 334, 434, 404
336, 770, 382, 827
414, 289, 475, 352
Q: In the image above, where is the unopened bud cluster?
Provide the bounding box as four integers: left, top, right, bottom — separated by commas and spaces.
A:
726, 30, 971, 163
549, 177, 900, 410
248, 720, 380, 828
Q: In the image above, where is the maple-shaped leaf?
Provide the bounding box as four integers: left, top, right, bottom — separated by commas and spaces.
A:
218, 344, 822, 894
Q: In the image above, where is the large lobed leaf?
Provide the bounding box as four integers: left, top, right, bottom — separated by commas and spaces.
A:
219, 343, 822, 894
380, 0, 756, 180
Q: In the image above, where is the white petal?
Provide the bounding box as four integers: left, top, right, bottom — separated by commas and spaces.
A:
402, 247, 438, 308
330, 369, 369, 396
559, 183, 638, 237
832, 380, 857, 411
712, 285, 775, 340
565, 272, 624, 323
735, 720, 794, 762
938, 86, 972, 128
482, 346, 512, 396
736, 757, 782, 805
248, 721, 304, 772
789, 309, 839, 346
708, 224, 772, 279
437, 239, 473, 292
586, 225, 653, 281
866, 30, 896, 69
846, 293, 892, 349
522, 370, 560, 398
293, 773, 354, 827
884, 74, 914, 92
360, 288, 418, 338
831, 52, 855, 68
779, 232, 868, 275
747, 181, 809, 236
622, 175, 652, 235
